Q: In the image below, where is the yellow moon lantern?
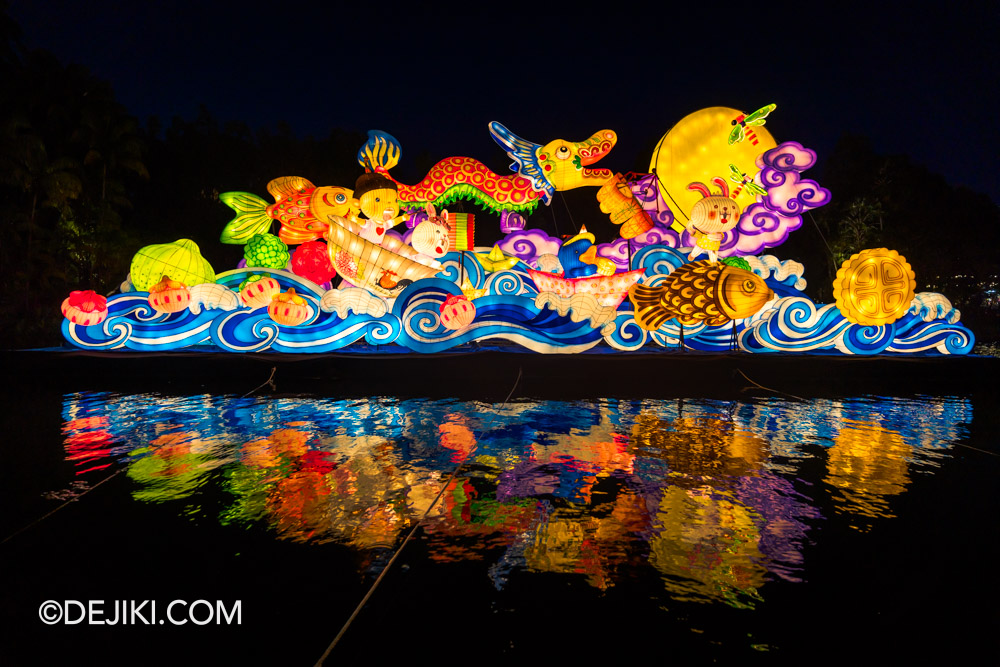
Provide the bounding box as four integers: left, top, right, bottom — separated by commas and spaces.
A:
650, 107, 777, 233
833, 248, 916, 326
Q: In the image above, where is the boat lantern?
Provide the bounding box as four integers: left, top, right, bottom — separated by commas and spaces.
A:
148, 276, 192, 313
439, 294, 476, 331
61, 290, 109, 326
268, 287, 310, 326
239, 274, 281, 309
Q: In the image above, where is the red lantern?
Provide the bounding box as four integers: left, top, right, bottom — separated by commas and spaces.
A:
240, 275, 281, 309
439, 294, 476, 330
268, 287, 310, 326
61, 290, 109, 325
291, 241, 336, 285
147, 276, 192, 313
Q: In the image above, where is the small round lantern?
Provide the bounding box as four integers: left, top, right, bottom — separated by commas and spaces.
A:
439, 294, 476, 330
268, 287, 310, 326
291, 241, 336, 285
239, 274, 281, 309
148, 276, 192, 313
61, 290, 109, 326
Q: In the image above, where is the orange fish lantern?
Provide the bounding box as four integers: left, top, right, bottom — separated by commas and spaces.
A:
439, 294, 476, 330
268, 287, 310, 326
61, 290, 109, 325
147, 276, 192, 313
239, 275, 281, 309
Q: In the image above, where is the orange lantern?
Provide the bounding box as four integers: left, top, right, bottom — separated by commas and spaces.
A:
147, 276, 192, 313
439, 294, 476, 330
268, 287, 310, 326
239, 275, 281, 309
61, 290, 109, 325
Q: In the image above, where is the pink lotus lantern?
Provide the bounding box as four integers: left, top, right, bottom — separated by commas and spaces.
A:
61, 290, 109, 325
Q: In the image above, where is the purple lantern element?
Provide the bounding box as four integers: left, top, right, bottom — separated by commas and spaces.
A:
237, 258, 247, 269
404, 207, 428, 230
383, 228, 413, 246
500, 210, 527, 234
760, 169, 832, 216
498, 229, 562, 266
597, 222, 682, 271
758, 141, 818, 172
626, 173, 674, 227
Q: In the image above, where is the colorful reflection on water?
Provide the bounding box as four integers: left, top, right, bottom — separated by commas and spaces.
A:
61, 392, 971, 609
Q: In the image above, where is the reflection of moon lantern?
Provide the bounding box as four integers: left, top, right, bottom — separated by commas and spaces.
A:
148, 276, 192, 313
439, 294, 476, 330
649, 107, 777, 233
833, 248, 916, 326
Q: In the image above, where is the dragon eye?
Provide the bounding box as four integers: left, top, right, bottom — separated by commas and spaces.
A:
555, 146, 571, 160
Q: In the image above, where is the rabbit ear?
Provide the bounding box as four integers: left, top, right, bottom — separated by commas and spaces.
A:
440, 209, 448, 219
425, 203, 436, 218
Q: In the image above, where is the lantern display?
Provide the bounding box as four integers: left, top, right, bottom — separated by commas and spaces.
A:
148, 276, 192, 314
130, 239, 215, 292
291, 241, 336, 285
596, 174, 653, 239
245, 233, 290, 269
833, 248, 916, 326
268, 288, 310, 326
61, 290, 109, 325
444, 212, 475, 251
239, 274, 281, 309
439, 294, 476, 330
650, 107, 777, 233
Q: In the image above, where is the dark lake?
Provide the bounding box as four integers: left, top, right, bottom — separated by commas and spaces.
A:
2, 354, 998, 664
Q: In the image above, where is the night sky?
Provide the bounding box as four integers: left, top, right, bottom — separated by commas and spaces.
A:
9, 1, 1000, 202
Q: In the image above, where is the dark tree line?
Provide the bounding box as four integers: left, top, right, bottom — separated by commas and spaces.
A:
0, 4, 997, 349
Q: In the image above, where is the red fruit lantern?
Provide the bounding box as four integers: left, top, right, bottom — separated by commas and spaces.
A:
61, 290, 109, 326
239, 275, 281, 309
268, 287, 310, 326
291, 241, 336, 286
147, 276, 191, 313
439, 294, 476, 330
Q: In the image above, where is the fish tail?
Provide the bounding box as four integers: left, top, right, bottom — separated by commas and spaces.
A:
629, 283, 672, 331
219, 191, 273, 244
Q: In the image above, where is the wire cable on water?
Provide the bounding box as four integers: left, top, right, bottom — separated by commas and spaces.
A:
314, 366, 524, 665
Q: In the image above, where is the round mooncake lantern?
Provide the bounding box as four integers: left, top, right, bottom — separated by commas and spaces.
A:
61, 290, 109, 325
239, 274, 281, 309
439, 294, 476, 330
148, 276, 192, 313
268, 287, 310, 326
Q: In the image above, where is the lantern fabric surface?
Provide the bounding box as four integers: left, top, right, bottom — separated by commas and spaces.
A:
239, 275, 281, 309
148, 276, 193, 313
445, 212, 475, 251
291, 242, 336, 285
245, 233, 290, 269
268, 288, 310, 326
130, 239, 216, 292
61, 290, 109, 325
439, 294, 476, 330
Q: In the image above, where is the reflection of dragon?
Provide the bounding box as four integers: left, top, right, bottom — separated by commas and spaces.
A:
360, 125, 617, 215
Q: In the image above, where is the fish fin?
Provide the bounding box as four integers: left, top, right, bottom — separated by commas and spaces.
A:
220, 191, 272, 244
278, 222, 322, 245
629, 283, 671, 331
267, 176, 314, 202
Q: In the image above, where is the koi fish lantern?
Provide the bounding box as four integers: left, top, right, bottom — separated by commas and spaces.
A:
61, 290, 108, 325
268, 288, 310, 326
439, 294, 476, 331
629, 260, 773, 330
147, 276, 192, 314
239, 274, 281, 309
685, 179, 741, 264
